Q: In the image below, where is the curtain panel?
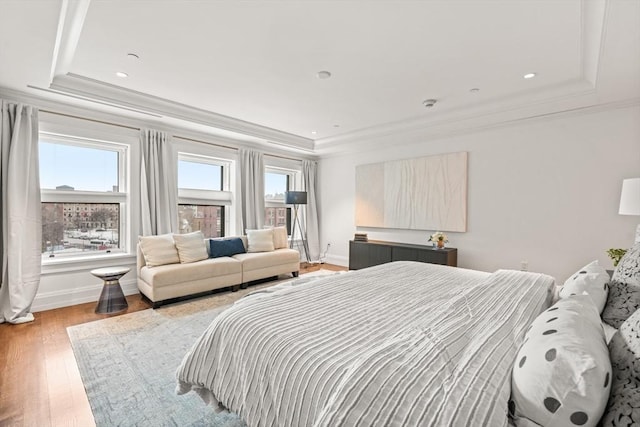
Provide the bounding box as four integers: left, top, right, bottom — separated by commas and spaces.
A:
0, 101, 41, 324
140, 129, 178, 236
238, 149, 265, 232
302, 159, 320, 262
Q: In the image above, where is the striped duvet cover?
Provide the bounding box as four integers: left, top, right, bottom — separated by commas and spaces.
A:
176, 261, 554, 427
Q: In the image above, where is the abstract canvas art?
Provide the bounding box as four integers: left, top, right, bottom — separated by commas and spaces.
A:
355, 152, 467, 232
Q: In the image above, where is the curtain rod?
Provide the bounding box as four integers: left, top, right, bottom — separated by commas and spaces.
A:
40, 109, 306, 162
39, 109, 140, 131
173, 135, 304, 163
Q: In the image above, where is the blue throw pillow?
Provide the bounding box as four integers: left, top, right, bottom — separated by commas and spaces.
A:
209, 238, 246, 258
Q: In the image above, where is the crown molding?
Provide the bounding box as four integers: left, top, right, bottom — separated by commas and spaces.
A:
314, 78, 600, 155
47, 73, 314, 152
0, 85, 318, 159
50, 0, 91, 81
314, 95, 640, 158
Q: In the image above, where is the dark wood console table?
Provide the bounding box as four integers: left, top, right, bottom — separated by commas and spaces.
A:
349, 240, 457, 270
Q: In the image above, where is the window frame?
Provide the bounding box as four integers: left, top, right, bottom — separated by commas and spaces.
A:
264, 166, 300, 234
177, 153, 232, 237
39, 132, 129, 262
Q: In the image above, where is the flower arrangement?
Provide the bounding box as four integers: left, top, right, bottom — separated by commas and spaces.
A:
606, 248, 627, 267
428, 231, 448, 248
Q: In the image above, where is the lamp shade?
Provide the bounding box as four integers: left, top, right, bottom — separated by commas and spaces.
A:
285, 191, 307, 205
619, 178, 640, 215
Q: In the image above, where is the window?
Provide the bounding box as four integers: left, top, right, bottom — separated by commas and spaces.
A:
178, 154, 231, 238
39, 134, 127, 260
264, 169, 294, 232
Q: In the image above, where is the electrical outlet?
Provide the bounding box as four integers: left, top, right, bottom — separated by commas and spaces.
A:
520, 261, 529, 271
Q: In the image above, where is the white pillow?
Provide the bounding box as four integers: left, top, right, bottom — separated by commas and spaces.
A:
138, 234, 180, 267
246, 229, 275, 253
173, 231, 208, 264
559, 260, 609, 313
272, 226, 288, 249
510, 295, 611, 427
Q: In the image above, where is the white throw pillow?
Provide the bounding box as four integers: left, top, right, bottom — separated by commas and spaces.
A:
559, 260, 609, 313
510, 295, 611, 427
246, 229, 275, 253
272, 226, 288, 249
173, 231, 208, 264
138, 234, 180, 267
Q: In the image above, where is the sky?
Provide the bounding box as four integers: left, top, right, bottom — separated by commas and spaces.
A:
40, 142, 288, 196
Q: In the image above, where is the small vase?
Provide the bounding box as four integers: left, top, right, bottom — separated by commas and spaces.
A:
437, 240, 445, 249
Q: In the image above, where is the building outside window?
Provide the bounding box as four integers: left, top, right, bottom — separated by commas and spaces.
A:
177, 154, 231, 238
39, 134, 127, 260
265, 169, 294, 232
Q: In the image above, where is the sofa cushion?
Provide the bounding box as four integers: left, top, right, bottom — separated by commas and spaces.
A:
246, 229, 275, 252
173, 231, 209, 264
233, 249, 299, 271
271, 226, 288, 249
138, 234, 180, 267
139, 257, 241, 288
209, 237, 246, 258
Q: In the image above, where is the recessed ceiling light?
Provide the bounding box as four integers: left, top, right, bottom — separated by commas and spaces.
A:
333, 124, 340, 128
311, 131, 317, 135
470, 88, 480, 93
116, 71, 128, 78
316, 71, 331, 79
523, 73, 537, 79
127, 53, 140, 60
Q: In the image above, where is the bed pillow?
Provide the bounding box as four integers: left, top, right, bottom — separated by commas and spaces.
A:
510, 295, 611, 427
209, 237, 246, 258
602, 243, 640, 328
173, 231, 208, 264
138, 234, 180, 267
600, 307, 640, 426
559, 260, 609, 313
246, 229, 275, 253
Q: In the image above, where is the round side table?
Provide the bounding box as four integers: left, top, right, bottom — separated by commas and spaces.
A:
91, 266, 130, 314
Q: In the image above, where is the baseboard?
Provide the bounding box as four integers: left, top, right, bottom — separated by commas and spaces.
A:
32, 278, 139, 312
324, 254, 349, 267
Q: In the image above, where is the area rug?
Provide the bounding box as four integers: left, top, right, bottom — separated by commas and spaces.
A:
67, 269, 341, 427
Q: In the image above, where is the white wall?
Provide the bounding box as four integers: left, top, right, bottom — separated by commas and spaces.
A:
318, 105, 640, 282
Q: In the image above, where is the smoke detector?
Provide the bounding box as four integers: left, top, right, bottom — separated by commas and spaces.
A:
422, 99, 437, 108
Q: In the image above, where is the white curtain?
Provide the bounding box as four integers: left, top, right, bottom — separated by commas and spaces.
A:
0, 101, 41, 324
140, 129, 177, 235
302, 159, 320, 262
238, 148, 264, 232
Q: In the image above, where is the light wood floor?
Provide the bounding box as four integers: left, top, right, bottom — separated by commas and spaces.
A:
0, 263, 345, 427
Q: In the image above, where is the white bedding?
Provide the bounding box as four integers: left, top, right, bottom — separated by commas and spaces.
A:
176, 261, 554, 427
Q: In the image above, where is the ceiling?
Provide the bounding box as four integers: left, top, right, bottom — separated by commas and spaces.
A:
0, 0, 638, 154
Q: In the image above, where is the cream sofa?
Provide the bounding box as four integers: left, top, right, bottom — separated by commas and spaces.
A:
137, 235, 300, 307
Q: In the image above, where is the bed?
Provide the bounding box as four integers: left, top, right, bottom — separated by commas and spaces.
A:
176, 261, 555, 426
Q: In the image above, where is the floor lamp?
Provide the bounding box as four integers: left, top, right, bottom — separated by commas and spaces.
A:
285, 191, 311, 263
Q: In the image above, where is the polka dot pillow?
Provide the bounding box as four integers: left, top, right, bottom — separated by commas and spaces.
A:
600, 307, 640, 426
510, 295, 611, 427
602, 243, 640, 328
559, 260, 609, 313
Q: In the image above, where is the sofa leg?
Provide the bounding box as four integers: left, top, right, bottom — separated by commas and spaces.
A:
152, 301, 163, 309
240, 283, 248, 289
231, 285, 240, 292
292, 271, 299, 277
